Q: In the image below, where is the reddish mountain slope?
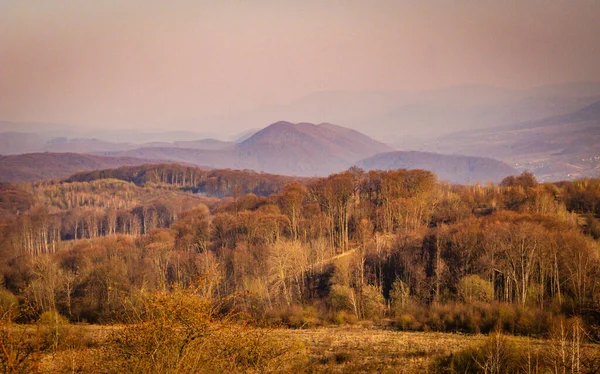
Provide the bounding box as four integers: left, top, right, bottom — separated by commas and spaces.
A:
106, 121, 393, 177
0, 153, 163, 183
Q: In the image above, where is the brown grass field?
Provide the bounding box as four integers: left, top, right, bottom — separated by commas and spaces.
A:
276, 327, 489, 373
36, 324, 598, 373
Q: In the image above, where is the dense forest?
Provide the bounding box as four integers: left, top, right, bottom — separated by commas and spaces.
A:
1, 164, 600, 371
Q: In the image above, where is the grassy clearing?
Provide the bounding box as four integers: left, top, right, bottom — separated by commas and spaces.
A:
277, 327, 487, 373
41, 325, 488, 373
28, 324, 600, 373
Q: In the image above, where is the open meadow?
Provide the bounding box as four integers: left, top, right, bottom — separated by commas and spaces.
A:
19, 323, 598, 373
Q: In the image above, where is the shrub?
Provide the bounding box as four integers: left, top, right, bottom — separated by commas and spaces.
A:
432, 319, 600, 373
393, 302, 425, 331
0, 288, 18, 315
329, 284, 357, 314
458, 275, 493, 303
390, 278, 411, 311
396, 313, 422, 331
0, 310, 42, 372
393, 302, 555, 335
37, 310, 70, 351
331, 310, 358, 326
38, 310, 69, 326
432, 331, 520, 373
104, 287, 305, 373
265, 304, 323, 328
362, 285, 384, 320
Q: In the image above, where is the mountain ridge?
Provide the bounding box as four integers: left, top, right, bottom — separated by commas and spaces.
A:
407, 99, 600, 181
104, 121, 393, 177
356, 151, 517, 184
0, 153, 177, 183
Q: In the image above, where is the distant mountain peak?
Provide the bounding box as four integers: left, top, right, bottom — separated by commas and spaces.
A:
271, 120, 295, 126
109, 121, 392, 177
513, 98, 600, 130
234, 121, 392, 175
578, 99, 600, 116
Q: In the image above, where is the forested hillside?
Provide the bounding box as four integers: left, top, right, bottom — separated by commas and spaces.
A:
65, 164, 303, 197
1, 165, 599, 333
0, 153, 165, 183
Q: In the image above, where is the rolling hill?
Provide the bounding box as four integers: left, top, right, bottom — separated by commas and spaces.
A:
409, 99, 600, 181
0, 153, 168, 183
0, 132, 235, 155
234, 121, 393, 175
1, 122, 522, 184
355, 151, 516, 184
101, 121, 518, 183
104, 121, 394, 177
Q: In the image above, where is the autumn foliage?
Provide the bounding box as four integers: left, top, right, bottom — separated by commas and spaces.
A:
0, 166, 599, 348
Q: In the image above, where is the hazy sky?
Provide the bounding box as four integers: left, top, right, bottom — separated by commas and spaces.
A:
1, 0, 599, 131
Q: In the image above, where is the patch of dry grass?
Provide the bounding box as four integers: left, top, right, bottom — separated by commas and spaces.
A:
274, 327, 488, 373
41, 325, 486, 373
35, 325, 599, 373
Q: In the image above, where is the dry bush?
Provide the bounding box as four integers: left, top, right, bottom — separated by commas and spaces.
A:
328, 284, 357, 315
431, 331, 520, 373
394, 302, 554, 336
543, 317, 600, 374
389, 278, 411, 311
101, 286, 306, 373
0, 309, 42, 373
396, 312, 422, 331
458, 275, 494, 303
331, 310, 359, 326
0, 303, 99, 373
264, 304, 323, 328
0, 289, 18, 315
362, 284, 385, 320
37, 310, 68, 352
432, 319, 600, 374
43, 347, 105, 374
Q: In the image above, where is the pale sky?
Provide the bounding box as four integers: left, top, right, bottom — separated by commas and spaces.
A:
1, 0, 599, 132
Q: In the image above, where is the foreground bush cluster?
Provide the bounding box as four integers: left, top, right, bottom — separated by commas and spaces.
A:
1, 286, 305, 373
